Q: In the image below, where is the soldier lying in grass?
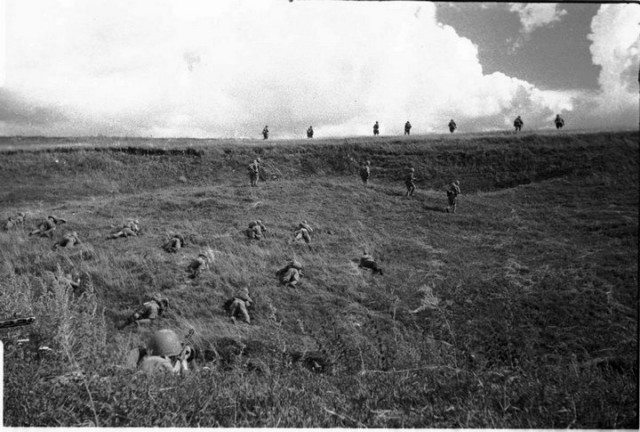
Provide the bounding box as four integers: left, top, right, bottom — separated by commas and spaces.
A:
293, 220, 313, 244
359, 250, 384, 275
276, 259, 304, 287
163, 233, 185, 253
226, 288, 254, 324
3, 212, 26, 231
29, 215, 66, 237
246, 220, 267, 240
107, 219, 140, 239
118, 294, 169, 330
52, 231, 81, 250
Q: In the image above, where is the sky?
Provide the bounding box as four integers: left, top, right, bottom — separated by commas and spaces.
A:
0, 0, 638, 138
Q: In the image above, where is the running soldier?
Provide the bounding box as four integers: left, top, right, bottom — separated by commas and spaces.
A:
118, 294, 169, 330
448, 119, 457, 133
404, 121, 412, 136
163, 234, 185, 253
359, 250, 384, 275
262, 126, 269, 140
294, 220, 313, 244
52, 231, 81, 250
446, 180, 461, 213
514, 116, 523, 132
405, 167, 416, 197
307, 126, 314, 138
373, 121, 380, 136
276, 259, 304, 288
359, 160, 371, 186
246, 220, 267, 240
227, 288, 253, 324
29, 215, 66, 237
3, 212, 26, 231
554, 114, 565, 130
107, 219, 140, 239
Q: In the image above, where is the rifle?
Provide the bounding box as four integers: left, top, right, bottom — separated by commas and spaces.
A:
0, 316, 36, 330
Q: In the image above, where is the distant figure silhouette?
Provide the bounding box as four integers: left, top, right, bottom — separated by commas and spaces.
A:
373, 121, 379, 136
554, 114, 565, 130
448, 119, 457, 133
307, 126, 314, 138
262, 125, 269, 140
513, 116, 523, 133
404, 121, 412, 136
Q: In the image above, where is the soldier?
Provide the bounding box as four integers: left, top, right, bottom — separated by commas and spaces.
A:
404, 121, 412, 136
554, 114, 565, 130
163, 233, 185, 253
246, 220, 267, 240
54, 270, 81, 291
307, 126, 314, 138
29, 215, 66, 237
359, 250, 384, 275
276, 259, 304, 288
3, 212, 26, 231
52, 231, 81, 250
294, 220, 313, 244
107, 219, 140, 239
188, 252, 211, 278
373, 121, 380, 136
227, 288, 253, 324
248, 159, 261, 187
125, 329, 195, 374
446, 180, 461, 213
359, 160, 371, 186
262, 125, 269, 140
448, 119, 457, 133
405, 167, 416, 197
513, 116, 523, 132
118, 294, 169, 330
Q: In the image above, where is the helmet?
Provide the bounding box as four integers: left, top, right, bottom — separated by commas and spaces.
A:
147, 329, 182, 357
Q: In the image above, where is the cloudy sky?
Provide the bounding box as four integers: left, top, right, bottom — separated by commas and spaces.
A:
1, 0, 638, 138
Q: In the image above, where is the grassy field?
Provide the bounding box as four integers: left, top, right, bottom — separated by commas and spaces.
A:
1, 130, 638, 427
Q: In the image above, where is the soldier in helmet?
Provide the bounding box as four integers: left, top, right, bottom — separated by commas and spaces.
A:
248, 159, 261, 187
107, 219, 140, 239
373, 121, 380, 136
52, 231, 81, 250
163, 233, 185, 253
118, 294, 169, 330
405, 167, 416, 197
307, 126, 314, 138
513, 116, 523, 132
448, 119, 457, 133
125, 329, 195, 374
446, 180, 461, 213
293, 220, 313, 244
554, 114, 565, 130
359, 250, 384, 275
404, 121, 412, 136
262, 126, 269, 140
3, 212, 26, 231
29, 215, 66, 237
276, 259, 304, 288
246, 220, 267, 240
227, 288, 254, 324
359, 160, 371, 186
188, 252, 212, 279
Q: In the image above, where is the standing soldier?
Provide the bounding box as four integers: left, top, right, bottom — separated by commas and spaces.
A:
118, 294, 169, 330
227, 288, 253, 324
3, 212, 26, 231
359, 160, 371, 186
373, 121, 380, 136
52, 231, 81, 250
405, 167, 416, 197
163, 234, 185, 253
307, 126, 314, 138
448, 119, 457, 133
107, 219, 140, 239
404, 121, 412, 135
446, 180, 461, 213
29, 215, 66, 237
513, 116, 523, 132
262, 125, 269, 140
359, 250, 384, 275
246, 220, 267, 240
554, 114, 565, 130
293, 220, 313, 244
248, 159, 261, 187
276, 259, 304, 288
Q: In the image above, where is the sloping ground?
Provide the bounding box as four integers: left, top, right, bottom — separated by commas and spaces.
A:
1, 131, 638, 427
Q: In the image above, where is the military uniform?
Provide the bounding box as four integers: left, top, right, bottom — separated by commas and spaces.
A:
359, 161, 371, 185
554, 115, 565, 130
307, 126, 314, 138
29, 215, 65, 237
246, 220, 267, 240
405, 168, 416, 197
277, 260, 303, 287
163, 234, 185, 253
294, 221, 313, 244
359, 252, 383, 275
514, 116, 523, 132
131, 329, 194, 374
229, 289, 253, 324
3, 212, 26, 231
108, 219, 140, 239
404, 121, 412, 136
248, 160, 260, 187
119, 296, 168, 330
446, 180, 461, 213
448, 120, 457, 133
262, 126, 269, 140
188, 254, 209, 278
373, 121, 379, 136
52, 231, 81, 250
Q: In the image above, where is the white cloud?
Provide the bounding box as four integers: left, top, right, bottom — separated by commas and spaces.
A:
509, 3, 567, 34
0, 0, 632, 137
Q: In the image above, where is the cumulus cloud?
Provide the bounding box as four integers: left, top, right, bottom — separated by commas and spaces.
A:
509, 3, 567, 34
0, 0, 634, 137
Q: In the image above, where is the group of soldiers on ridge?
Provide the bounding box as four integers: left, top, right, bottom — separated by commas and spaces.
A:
260, 114, 565, 139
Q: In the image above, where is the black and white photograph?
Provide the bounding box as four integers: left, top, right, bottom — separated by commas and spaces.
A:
0, 0, 638, 427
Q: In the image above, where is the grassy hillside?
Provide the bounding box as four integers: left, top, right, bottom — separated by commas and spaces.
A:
1, 131, 638, 427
